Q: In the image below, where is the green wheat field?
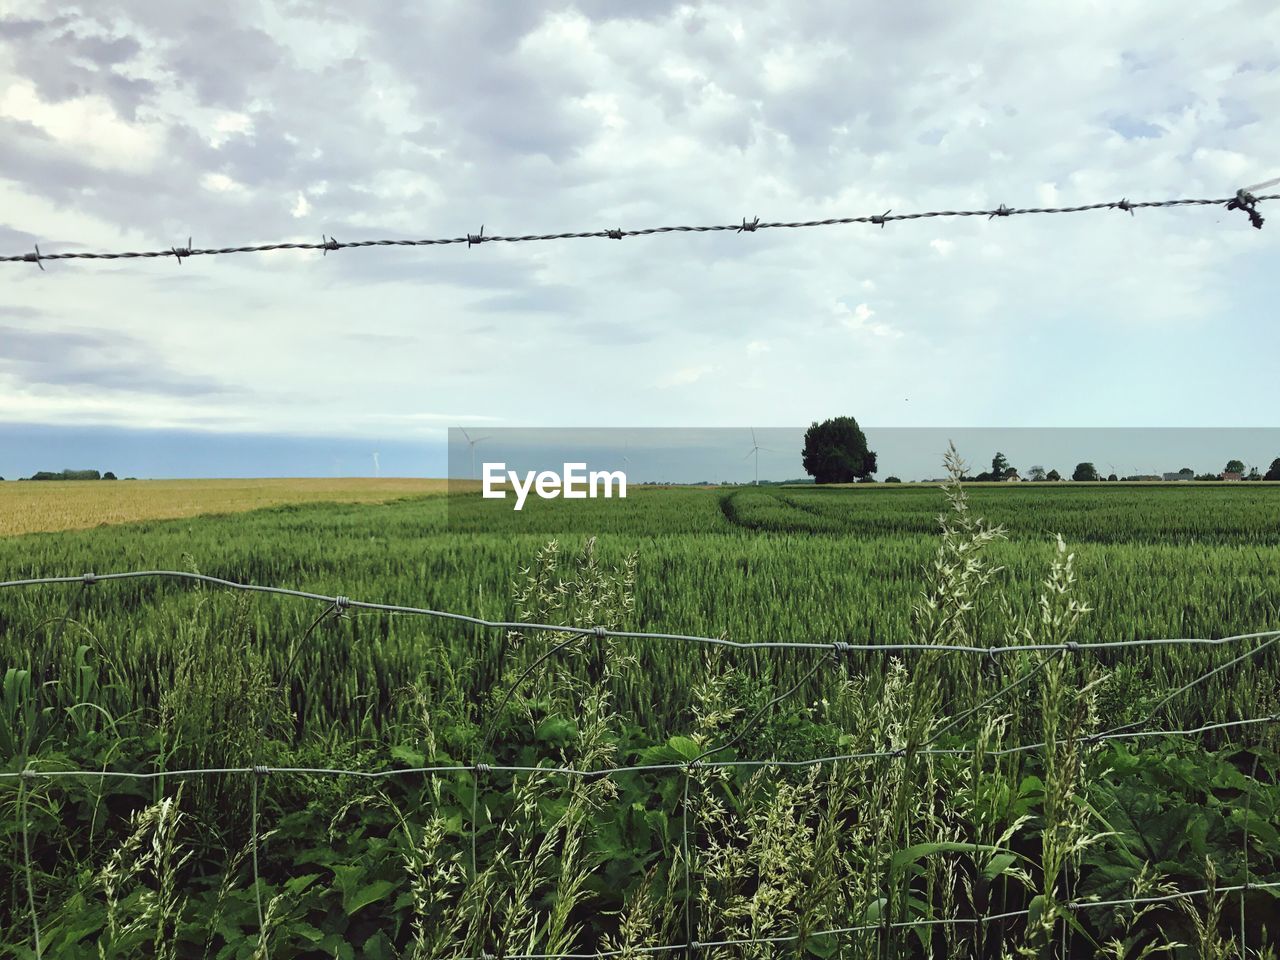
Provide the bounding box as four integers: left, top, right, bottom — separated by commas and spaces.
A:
3, 475, 1279, 958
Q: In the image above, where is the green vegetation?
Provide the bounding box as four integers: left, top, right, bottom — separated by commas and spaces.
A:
2, 461, 1279, 957
802, 416, 877, 483
23, 470, 112, 482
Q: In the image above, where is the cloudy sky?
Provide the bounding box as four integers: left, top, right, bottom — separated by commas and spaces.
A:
1, 2, 1278, 478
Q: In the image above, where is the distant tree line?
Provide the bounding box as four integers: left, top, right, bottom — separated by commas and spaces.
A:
800, 418, 1280, 484
957, 453, 1280, 483
18, 469, 118, 481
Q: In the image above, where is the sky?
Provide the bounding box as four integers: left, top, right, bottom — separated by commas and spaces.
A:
1, 2, 1278, 479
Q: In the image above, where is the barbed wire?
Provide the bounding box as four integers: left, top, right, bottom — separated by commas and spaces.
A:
2, 568, 1277, 656
2, 189, 1272, 268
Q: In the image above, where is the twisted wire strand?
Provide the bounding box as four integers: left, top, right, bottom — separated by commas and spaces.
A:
3, 192, 1273, 266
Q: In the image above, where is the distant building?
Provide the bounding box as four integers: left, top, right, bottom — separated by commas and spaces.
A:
1220, 471, 1243, 482
1004, 473, 1022, 482
1162, 472, 1192, 482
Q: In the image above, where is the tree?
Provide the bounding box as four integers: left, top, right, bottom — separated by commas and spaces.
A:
1028, 465, 1047, 482
1225, 459, 1245, 474
1178, 467, 1194, 477
1266, 458, 1280, 481
991, 452, 1010, 477
884, 476, 902, 483
1072, 462, 1100, 482
1247, 466, 1261, 481
1107, 473, 1118, 482
103, 471, 117, 480
1046, 469, 1061, 482
801, 417, 877, 484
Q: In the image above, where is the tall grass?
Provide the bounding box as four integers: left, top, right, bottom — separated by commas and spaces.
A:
1, 453, 1278, 956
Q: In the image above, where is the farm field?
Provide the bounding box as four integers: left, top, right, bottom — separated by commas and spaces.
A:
0, 477, 452, 537
3, 479, 1279, 957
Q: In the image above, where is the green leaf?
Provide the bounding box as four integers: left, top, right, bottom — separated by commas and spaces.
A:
804, 930, 840, 958
981, 852, 1018, 882
390, 743, 426, 767
318, 933, 356, 960
666, 736, 702, 761
891, 841, 1010, 871
289, 922, 326, 943
344, 879, 396, 915
859, 897, 887, 922
363, 930, 395, 959
536, 716, 578, 743
284, 872, 321, 896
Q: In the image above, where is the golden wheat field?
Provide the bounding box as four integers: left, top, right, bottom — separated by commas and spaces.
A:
0, 477, 451, 536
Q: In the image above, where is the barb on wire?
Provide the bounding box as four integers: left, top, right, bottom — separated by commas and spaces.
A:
3, 190, 1275, 266
1226, 189, 1265, 229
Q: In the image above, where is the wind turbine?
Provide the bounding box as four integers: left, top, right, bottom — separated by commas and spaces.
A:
743, 428, 772, 486
459, 426, 490, 480
372, 452, 380, 478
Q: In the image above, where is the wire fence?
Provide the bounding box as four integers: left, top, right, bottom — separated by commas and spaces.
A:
1, 187, 1273, 268
3, 569, 1278, 958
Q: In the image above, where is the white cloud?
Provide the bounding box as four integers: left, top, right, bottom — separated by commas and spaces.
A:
658, 364, 715, 388
200, 172, 247, 194
833, 301, 900, 339
0, 81, 161, 172
1, 2, 1277, 442
209, 111, 253, 147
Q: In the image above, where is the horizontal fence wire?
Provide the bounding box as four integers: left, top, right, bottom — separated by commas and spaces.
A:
476, 880, 1280, 960
1, 189, 1273, 268
4, 570, 1277, 959
2, 568, 1278, 656
3, 713, 1277, 784
3, 708, 1278, 783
